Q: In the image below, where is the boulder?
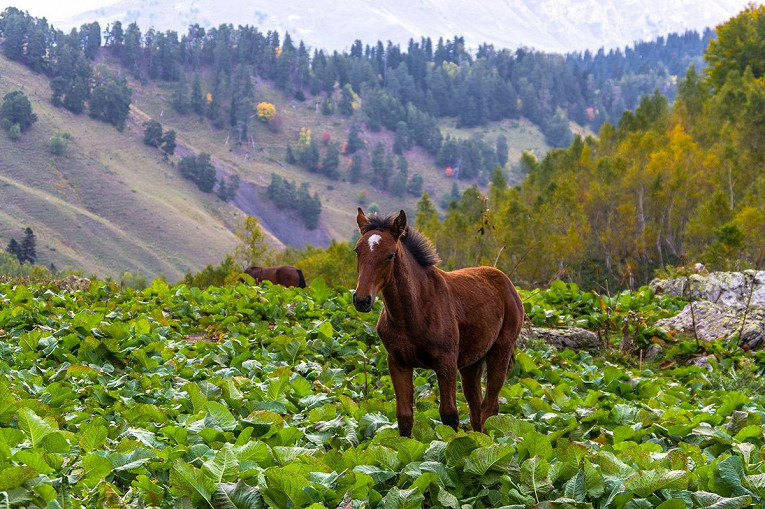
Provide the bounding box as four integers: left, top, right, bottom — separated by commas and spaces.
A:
56, 275, 91, 292
655, 301, 765, 350
650, 270, 765, 310
521, 326, 602, 351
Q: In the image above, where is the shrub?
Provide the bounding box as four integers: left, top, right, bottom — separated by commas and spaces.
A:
47, 132, 71, 155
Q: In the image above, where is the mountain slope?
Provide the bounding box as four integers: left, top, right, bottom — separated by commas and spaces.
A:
55, 0, 749, 53
0, 56, 244, 280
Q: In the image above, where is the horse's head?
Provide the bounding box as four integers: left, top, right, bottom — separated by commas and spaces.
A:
353, 207, 406, 312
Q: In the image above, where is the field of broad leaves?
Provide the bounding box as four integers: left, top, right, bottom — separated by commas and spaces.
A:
1, 278, 765, 508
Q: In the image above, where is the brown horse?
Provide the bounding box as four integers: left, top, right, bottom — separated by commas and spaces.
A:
243, 265, 306, 288
353, 208, 524, 436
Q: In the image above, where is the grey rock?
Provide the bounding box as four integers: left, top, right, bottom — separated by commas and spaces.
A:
643, 343, 664, 361
650, 270, 765, 310
655, 301, 765, 349
691, 355, 715, 370
651, 271, 765, 350
56, 275, 91, 292
521, 326, 601, 351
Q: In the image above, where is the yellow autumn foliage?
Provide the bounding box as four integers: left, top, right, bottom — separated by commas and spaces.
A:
256, 102, 276, 122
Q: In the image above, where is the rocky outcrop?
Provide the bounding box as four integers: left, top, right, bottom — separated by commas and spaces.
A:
650, 271, 765, 350
650, 270, 765, 310
521, 326, 602, 351
655, 301, 765, 350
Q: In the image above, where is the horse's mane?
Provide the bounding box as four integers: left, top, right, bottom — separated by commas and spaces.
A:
362, 214, 441, 267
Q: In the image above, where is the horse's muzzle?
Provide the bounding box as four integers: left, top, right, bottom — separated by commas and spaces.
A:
353, 293, 374, 312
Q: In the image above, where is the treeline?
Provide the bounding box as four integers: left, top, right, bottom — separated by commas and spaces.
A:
92, 14, 709, 157
0, 8, 132, 128
1, 7, 712, 170
414, 7, 765, 289
275, 6, 765, 291
285, 127, 425, 196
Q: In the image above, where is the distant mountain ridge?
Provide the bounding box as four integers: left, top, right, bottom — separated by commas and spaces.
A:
55, 0, 750, 53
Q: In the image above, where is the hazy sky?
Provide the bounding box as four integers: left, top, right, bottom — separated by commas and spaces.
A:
7, 0, 116, 21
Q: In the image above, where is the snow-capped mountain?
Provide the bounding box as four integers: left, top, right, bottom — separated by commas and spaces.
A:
41, 0, 752, 53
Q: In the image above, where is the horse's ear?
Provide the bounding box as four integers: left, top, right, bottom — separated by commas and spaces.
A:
391, 210, 407, 238
356, 207, 369, 232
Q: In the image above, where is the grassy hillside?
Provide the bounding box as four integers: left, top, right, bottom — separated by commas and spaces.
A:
125, 66, 552, 236
0, 51, 554, 280
0, 55, 243, 281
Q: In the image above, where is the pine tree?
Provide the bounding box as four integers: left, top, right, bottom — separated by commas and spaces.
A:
286, 144, 297, 164
216, 177, 228, 201
161, 130, 176, 159
1, 90, 37, 132
371, 142, 387, 188
172, 75, 189, 114
390, 168, 408, 197
190, 73, 204, 115
407, 174, 424, 196
393, 121, 412, 154
195, 153, 217, 192
496, 135, 509, 167
143, 119, 163, 147
346, 121, 364, 154
338, 83, 355, 116
349, 153, 363, 183
226, 174, 240, 201
322, 142, 340, 180
20, 227, 36, 264
6, 238, 22, 263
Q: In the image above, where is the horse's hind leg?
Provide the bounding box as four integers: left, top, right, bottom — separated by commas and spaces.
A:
459, 361, 484, 432
435, 364, 460, 431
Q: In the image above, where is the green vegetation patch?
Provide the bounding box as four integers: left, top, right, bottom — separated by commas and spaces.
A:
0, 279, 764, 507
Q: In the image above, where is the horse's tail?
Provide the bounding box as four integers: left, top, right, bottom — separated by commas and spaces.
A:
296, 269, 306, 288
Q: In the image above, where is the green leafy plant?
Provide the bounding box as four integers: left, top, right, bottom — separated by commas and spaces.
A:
0, 278, 764, 507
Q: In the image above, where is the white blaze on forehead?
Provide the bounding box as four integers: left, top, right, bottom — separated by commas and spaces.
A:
368, 234, 382, 251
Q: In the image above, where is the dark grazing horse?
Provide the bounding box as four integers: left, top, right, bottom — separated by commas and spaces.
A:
353, 208, 524, 436
243, 265, 306, 288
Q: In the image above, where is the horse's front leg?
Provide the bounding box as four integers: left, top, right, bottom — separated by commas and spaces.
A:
435, 361, 459, 431
388, 357, 414, 437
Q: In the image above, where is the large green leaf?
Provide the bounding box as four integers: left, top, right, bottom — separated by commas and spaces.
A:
14, 450, 54, 475
692, 491, 752, 509
742, 473, 765, 497
206, 402, 237, 432
262, 465, 313, 507
0, 466, 37, 491
77, 423, 108, 453
170, 461, 217, 508
563, 465, 586, 502
520, 456, 554, 500
444, 436, 479, 467
203, 446, 240, 483
16, 408, 55, 448
82, 454, 113, 484
519, 431, 553, 461
623, 469, 689, 498
380, 486, 425, 509
464, 443, 515, 477
110, 448, 156, 472
211, 481, 263, 509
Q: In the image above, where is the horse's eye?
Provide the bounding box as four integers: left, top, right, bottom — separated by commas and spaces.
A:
387, 253, 396, 260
